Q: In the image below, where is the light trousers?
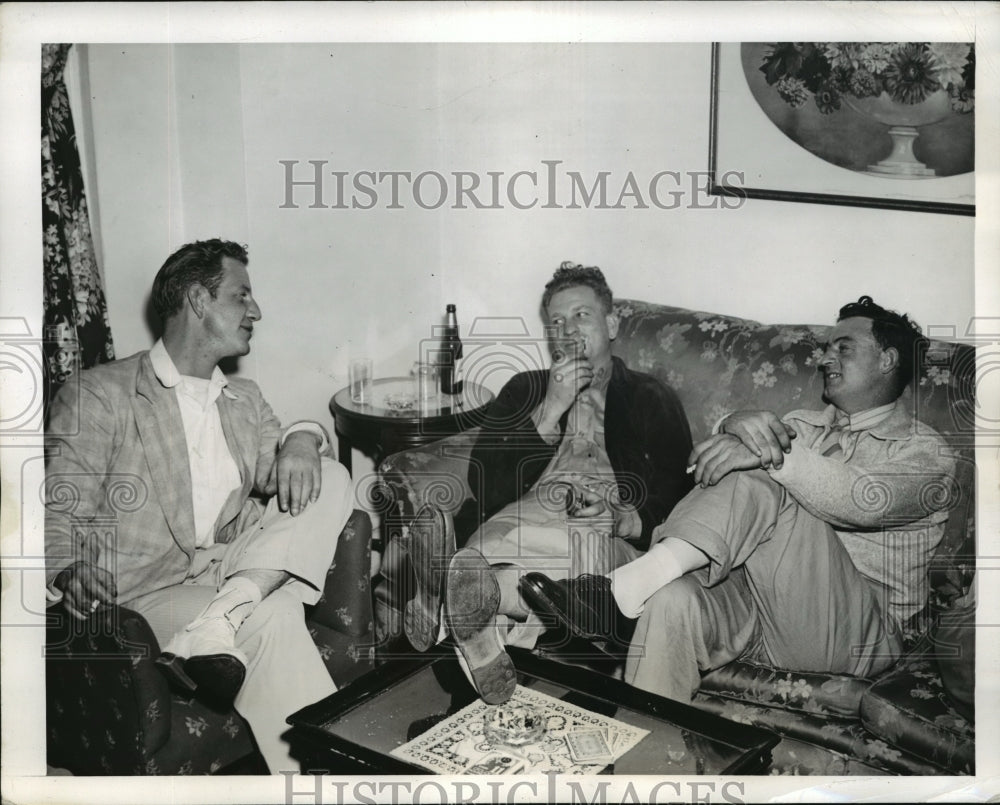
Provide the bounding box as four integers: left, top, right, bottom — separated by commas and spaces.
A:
127, 458, 353, 773
626, 470, 903, 701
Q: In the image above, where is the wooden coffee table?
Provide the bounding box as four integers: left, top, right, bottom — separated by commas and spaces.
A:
288, 647, 778, 775
330, 377, 494, 474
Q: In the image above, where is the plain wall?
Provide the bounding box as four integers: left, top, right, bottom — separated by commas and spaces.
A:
78, 43, 975, 477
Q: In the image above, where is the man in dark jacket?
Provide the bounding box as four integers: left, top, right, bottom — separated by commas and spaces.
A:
396, 262, 693, 703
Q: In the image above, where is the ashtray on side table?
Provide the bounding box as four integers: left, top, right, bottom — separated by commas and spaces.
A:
330, 377, 494, 474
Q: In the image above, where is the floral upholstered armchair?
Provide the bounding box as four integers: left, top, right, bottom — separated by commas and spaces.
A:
379, 301, 976, 775
46, 509, 375, 775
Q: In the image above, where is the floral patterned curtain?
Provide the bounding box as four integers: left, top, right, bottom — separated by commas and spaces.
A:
42, 43, 114, 410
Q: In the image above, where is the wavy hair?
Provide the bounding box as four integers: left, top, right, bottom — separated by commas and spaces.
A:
837, 295, 928, 394
541, 261, 614, 314
151, 239, 248, 321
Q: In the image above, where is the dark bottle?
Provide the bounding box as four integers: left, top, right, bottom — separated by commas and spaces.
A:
440, 303, 464, 395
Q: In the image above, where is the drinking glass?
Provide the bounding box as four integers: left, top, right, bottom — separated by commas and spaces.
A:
411, 361, 439, 407
349, 358, 373, 404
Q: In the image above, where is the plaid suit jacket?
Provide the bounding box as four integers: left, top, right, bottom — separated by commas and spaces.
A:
45, 350, 286, 604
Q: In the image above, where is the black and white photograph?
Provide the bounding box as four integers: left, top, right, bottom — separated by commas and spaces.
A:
1, 3, 998, 803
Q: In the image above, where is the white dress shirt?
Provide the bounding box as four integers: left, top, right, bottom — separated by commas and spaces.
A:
150, 340, 243, 548
149, 340, 328, 548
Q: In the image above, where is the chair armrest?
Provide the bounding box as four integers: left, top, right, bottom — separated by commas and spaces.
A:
46, 603, 173, 773
307, 509, 374, 638
378, 430, 480, 522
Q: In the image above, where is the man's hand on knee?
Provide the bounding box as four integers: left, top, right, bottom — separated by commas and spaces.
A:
720, 410, 796, 470
54, 560, 117, 620
266, 431, 322, 516
688, 434, 762, 487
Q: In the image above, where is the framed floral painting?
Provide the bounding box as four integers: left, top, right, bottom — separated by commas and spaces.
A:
709, 42, 975, 215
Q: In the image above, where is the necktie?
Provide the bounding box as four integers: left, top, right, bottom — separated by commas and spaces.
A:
821, 436, 844, 458
819, 416, 851, 458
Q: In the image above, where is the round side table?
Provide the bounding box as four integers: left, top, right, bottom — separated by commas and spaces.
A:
330, 377, 494, 473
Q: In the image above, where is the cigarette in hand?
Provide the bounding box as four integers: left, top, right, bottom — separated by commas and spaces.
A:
90, 599, 101, 613
686, 464, 696, 474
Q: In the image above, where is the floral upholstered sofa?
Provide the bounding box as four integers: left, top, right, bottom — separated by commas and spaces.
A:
379, 300, 976, 776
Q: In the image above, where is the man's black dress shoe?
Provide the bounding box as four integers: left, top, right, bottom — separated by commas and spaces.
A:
518, 573, 636, 653
156, 652, 247, 705
155, 615, 248, 705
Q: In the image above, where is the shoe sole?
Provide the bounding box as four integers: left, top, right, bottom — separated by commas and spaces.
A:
156, 652, 246, 703
401, 505, 455, 652
445, 549, 516, 705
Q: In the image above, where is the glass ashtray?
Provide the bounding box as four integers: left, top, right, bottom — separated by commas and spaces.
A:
483, 703, 546, 747
383, 391, 417, 412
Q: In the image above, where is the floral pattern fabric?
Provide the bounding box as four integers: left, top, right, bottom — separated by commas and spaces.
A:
46, 605, 255, 775
379, 299, 977, 776
693, 693, 950, 775
609, 300, 973, 443
309, 510, 377, 686
42, 44, 114, 412
861, 646, 975, 774
47, 511, 376, 775
698, 660, 871, 719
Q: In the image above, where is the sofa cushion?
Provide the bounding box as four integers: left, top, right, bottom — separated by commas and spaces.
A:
700, 661, 870, 719
611, 301, 829, 443
768, 734, 900, 776
694, 693, 950, 775
860, 653, 974, 774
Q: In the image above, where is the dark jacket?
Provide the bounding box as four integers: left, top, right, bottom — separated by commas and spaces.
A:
456, 356, 693, 551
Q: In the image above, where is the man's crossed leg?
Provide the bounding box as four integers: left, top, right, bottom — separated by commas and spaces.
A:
134, 459, 352, 771
521, 470, 903, 701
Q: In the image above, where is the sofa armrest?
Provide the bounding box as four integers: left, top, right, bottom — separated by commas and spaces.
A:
934, 585, 975, 722
307, 509, 373, 638
46, 603, 173, 772
378, 430, 480, 521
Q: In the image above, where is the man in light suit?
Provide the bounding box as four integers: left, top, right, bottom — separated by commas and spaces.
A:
45, 239, 353, 773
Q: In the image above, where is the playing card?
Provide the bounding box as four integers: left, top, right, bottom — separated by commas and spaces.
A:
565, 729, 614, 764
466, 754, 526, 775
606, 726, 623, 756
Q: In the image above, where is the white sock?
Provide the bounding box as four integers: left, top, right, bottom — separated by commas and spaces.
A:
608, 542, 685, 618
193, 575, 263, 633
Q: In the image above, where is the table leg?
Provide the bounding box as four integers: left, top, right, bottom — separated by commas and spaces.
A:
337, 432, 352, 475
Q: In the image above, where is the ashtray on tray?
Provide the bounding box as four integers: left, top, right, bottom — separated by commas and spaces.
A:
483, 703, 545, 747
383, 391, 417, 412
